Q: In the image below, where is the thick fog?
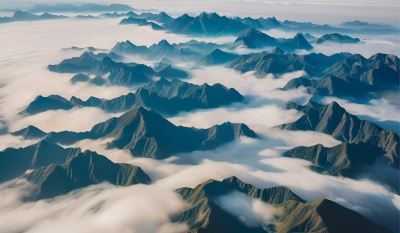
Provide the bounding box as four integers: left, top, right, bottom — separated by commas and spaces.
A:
0, 7, 399, 233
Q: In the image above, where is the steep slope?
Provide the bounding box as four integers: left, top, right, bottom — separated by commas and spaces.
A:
324, 53, 399, 86
25, 150, 151, 199
15, 107, 257, 159
197, 49, 239, 65
276, 101, 399, 168
230, 27, 279, 49
155, 65, 188, 78
315, 33, 360, 44
280, 33, 313, 51
173, 176, 391, 233
283, 142, 385, 176
0, 140, 80, 183
165, 12, 249, 37
279, 74, 389, 100
111, 40, 150, 56
19, 78, 243, 116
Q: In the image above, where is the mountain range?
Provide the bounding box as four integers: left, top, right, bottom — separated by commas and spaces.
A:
19, 78, 243, 116
314, 33, 361, 44
228, 47, 351, 77
14, 107, 257, 159
0, 11, 68, 24
119, 17, 164, 30
0, 140, 80, 183
279, 74, 392, 101
197, 49, 239, 66
25, 149, 151, 200
324, 53, 399, 87
48, 52, 189, 87
173, 176, 391, 233
276, 101, 399, 169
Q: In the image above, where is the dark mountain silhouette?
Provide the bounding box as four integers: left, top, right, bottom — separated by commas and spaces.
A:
100, 11, 139, 18
0, 11, 67, 24
284, 142, 386, 176
15, 107, 256, 159
279, 74, 391, 100
70, 73, 90, 84
155, 65, 188, 78
234, 17, 265, 30
197, 49, 239, 66
324, 53, 400, 87
173, 176, 391, 233
315, 33, 360, 44
25, 150, 151, 200
279, 33, 313, 51
172, 40, 229, 54
228, 51, 350, 77
146, 39, 179, 60
19, 78, 243, 116
111, 40, 151, 56
303, 32, 316, 41
230, 27, 279, 49
12, 125, 47, 139
257, 16, 285, 29
276, 101, 399, 169
165, 12, 249, 37
48, 53, 154, 87
0, 140, 80, 183
88, 76, 106, 86
119, 17, 164, 30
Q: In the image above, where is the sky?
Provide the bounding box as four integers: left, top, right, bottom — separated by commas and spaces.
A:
0, 0, 399, 27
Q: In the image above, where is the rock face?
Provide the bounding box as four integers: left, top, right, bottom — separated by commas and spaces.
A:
119, 17, 164, 30
283, 142, 386, 176
315, 33, 360, 44
48, 53, 154, 87
230, 27, 279, 49
165, 12, 249, 37
276, 101, 399, 169
228, 50, 350, 78
279, 33, 313, 51
197, 49, 239, 65
173, 176, 391, 233
25, 150, 151, 200
324, 53, 399, 87
19, 78, 243, 116
0, 140, 80, 183
15, 107, 257, 159
279, 74, 390, 100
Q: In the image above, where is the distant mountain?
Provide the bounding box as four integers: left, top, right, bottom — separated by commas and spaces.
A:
165, 12, 249, 37
155, 65, 188, 78
230, 27, 279, 49
119, 17, 164, 30
48, 53, 154, 87
315, 33, 360, 44
173, 176, 391, 233
303, 32, 316, 41
228, 51, 350, 78
111, 40, 151, 56
19, 78, 243, 117
279, 33, 313, 51
16, 107, 257, 159
257, 16, 285, 29
89, 76, 106, 86
61, 46, 98, 52
197, 49, 239, 66
172, 40, 229, 54
146, 39, 180, 60
25, 150, 150, 200
0, 11, 67, 24
70, 73, 90, 84
279, 74, 390, 100
11, 125, 47, 139
234, 17, 265, 30
100, 11, 138, 18
276, 101, 399, 169
146, 12, 174, 24
324, 53, 399, 86
28, 3, 134, 13
0, 140, 80, 183
340, 20, 391, 29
